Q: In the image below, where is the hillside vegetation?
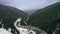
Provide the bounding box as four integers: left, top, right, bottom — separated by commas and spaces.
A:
27, 2, 60, 34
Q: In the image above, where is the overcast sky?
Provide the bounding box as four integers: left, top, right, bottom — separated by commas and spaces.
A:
0, 0, 60, 12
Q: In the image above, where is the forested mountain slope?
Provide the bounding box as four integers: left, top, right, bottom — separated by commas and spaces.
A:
27, 2, 60, 34
0, 4, 28, 34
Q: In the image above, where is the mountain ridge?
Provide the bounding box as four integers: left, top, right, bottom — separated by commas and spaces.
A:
31, 2, 60, 15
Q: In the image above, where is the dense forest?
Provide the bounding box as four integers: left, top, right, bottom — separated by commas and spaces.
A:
27, 2, 60, 34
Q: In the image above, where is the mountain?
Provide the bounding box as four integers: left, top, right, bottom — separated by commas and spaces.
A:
0, 4, 28, 34
27, 2, 60, 34
0, 4, 28, 23
24, 9, 38, 15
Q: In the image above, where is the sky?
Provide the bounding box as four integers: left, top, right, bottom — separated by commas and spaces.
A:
0, 0, 60, 13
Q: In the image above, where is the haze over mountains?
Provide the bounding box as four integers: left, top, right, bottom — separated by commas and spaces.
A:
25, 2, 59, 15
